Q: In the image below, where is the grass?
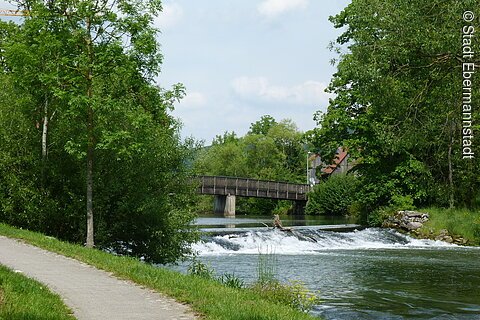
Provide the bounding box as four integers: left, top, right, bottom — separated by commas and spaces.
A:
0, 223, 318, 320
0, 264, 74, 319
419, 207, 480, 245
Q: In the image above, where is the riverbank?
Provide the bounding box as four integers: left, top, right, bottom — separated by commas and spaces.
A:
383, 207, 480, 246
0, 223, 317, 320
191, 218, 480, 319
419, 207, 480, 245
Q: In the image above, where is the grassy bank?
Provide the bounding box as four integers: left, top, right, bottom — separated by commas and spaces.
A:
0, 224, 318, 320
0, 264, 74, 319
418, 208, 480, 245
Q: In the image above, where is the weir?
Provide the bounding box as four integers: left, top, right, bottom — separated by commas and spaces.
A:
193, 227, 459, 256
200, 224, 364, 235
189, 224, 479, 320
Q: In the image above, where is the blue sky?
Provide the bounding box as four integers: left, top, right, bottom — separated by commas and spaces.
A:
155, 0, 352, 143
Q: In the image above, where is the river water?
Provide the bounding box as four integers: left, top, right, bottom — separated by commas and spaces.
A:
183, 216, 480, 319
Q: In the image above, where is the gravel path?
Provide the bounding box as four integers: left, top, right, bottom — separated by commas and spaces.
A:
0, 236, 197, 320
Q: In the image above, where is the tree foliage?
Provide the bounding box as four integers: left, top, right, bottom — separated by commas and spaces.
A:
309, 0, 480, 218
305, 174, 359, 216
0, 0, 198, 263
194, 116, 307, 214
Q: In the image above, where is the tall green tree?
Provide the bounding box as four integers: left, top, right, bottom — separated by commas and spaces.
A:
18, 0, 165, 248
309, 0, 480, 212
249, 115, 277, 135
0, 0, 198, 263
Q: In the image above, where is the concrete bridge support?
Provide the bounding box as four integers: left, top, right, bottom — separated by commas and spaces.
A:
214, 194, 236, 216
292, 201, 307, 215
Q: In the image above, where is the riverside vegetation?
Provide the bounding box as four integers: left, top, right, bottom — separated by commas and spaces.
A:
0, 0, 198, 263
188, 250, 320, 313
1, 0, 479, 317
0, 224, 319, 320
2, 0, 478, 266
194, 0, 479, 234
193, 116, 309, 215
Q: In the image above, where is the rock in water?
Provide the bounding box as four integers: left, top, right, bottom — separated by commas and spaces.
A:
382, 210, 429, 231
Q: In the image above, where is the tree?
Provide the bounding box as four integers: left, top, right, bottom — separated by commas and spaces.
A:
249, 115, 277, 135
305, 174, 359, 216
0, 0, 198, 263
309, 0, 480, 213
194, 116, 307, 214
16, 0, 165, 248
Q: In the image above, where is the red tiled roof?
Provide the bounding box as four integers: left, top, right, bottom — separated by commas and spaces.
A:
321, 149, 348, 174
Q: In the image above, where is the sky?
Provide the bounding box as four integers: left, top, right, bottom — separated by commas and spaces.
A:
0, 0, 352, 144
155, 0, 352, 143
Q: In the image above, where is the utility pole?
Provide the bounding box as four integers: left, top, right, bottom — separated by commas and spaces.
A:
306, 152, 311, 185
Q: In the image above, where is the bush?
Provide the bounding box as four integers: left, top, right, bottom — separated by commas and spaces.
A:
389, 194, 415, 210
251, 249, 319, 312
219, 273, 245, 289
306, 173, 359, 215
251, 280, 320, 313
367, 207, 395, 227
188, 259, 245, 289
187, 259, 215, 280
367, 194, 416, 227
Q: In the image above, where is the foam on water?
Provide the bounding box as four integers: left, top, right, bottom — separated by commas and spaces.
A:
192, 228, 457, 256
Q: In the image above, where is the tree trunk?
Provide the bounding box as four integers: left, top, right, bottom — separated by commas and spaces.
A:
42, 98, 48, 159
86, 109, 94, 247
41, 97, 48, 188
85, 16, 95, 248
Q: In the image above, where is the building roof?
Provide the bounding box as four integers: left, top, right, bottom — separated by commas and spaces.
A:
321, 149, 348, 175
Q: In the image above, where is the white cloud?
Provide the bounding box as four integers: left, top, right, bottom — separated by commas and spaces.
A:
154, 3, 183, 29
231, 76, 331, 106
257, 0, 308, 18
0, 0, 14, 8
178, 91, 207, 109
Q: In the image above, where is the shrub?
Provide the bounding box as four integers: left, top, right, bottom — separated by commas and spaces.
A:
252, 249, 319, 312
389, 194, 415, 210
306, 173, 359, 215
367, 195, 416, 227
251, 280, 320, 313
187, 259, 215, 280
219, 273, 244, 289
367, 207, 395, 227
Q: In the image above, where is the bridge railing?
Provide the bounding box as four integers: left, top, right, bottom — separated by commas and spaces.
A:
197, 176, 310, 201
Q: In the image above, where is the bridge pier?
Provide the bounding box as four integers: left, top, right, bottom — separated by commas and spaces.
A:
214, 194, 236, 216
292, 201, 307, 215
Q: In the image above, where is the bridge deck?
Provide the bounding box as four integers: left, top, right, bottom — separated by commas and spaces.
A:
197, 176, 310, 201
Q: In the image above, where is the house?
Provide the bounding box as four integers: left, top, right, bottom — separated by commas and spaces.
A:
307, 148, 353, 185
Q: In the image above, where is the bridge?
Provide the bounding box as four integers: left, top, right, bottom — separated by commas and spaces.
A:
197, 176, 311, 216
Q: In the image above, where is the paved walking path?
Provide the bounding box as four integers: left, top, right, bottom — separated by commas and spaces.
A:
0, 236, 197, 320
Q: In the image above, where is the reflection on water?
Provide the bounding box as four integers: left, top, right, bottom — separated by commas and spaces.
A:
180, 216, 480, 319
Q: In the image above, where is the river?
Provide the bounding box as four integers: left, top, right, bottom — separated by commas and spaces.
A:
179, 215, 480, 319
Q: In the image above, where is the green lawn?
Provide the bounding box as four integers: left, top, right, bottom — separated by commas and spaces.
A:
420, 207, 480, 245
0, 264, 75, 320
0, 224, 318, 320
